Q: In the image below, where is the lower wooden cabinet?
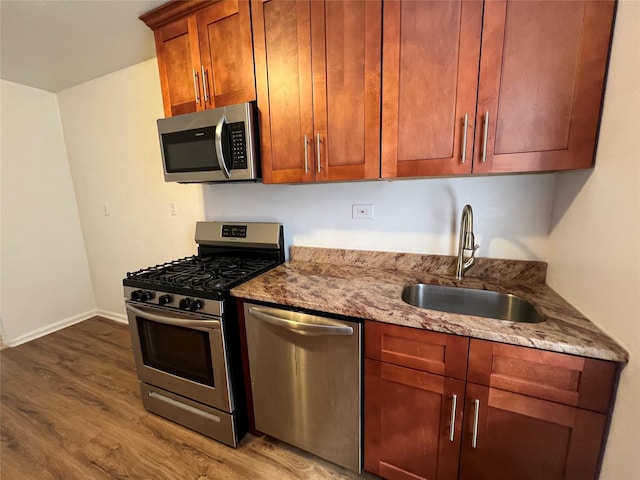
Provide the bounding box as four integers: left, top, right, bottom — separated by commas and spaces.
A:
458, 383, 607, 480
364, 323, 619, 480
365, 359, 465, 480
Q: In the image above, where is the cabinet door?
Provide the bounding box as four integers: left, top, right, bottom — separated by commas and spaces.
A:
459, 383, 607, 480
474, 0, 615, 173
197, 0, 255, 109
311, 0, 382, 181
365, 359, 465, 480
381, 0, 482, 178
153, 16, 203, 117
252, 0, 314, 183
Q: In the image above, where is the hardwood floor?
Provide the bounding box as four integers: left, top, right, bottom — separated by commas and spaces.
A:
1, 317, 375, 480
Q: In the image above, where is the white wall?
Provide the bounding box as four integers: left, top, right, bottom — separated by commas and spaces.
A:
203, 168, 555, 262
0, 79, 95, 345
547, 3, 640, 478
57, 59, 204, 319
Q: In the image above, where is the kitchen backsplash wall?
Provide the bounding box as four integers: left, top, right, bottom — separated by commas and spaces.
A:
202, 174, 555, 262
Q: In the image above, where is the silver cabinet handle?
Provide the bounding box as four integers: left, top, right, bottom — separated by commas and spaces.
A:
248, 307, 354, 336
201, 66, 209, 104
461, 114, 469, 164
316, 133, 321, 172
481, 111, 489, 163
472, 398, 480, 448
125, 304, 220, 330
303, 135, 309, 173
215, 115, 231, 179
192, 69, 200, 104
449, 394, 458, 442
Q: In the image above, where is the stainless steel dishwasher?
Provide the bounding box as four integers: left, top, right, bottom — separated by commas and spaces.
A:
243, 303, 362, 473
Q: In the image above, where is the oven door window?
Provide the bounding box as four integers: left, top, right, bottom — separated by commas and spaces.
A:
137, 318, 215, 387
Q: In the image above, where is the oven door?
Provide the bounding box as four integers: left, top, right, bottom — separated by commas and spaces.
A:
125, 302, 233, 413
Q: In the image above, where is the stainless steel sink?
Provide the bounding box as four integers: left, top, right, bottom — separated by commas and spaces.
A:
401, 283, 544, 323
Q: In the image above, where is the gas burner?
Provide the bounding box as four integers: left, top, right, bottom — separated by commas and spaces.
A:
124, 222, 284, 300
125, 254, 279, 295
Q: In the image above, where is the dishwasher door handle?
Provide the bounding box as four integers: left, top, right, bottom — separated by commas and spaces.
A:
248, 307, 354, 336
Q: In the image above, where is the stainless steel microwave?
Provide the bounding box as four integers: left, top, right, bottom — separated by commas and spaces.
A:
157, 102, 260, 183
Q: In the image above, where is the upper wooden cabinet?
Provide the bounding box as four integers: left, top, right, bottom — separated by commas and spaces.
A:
382, 0, 615, 178
251, 0, 382, 183
381, 0, 483, 178
141, 0, 255, 118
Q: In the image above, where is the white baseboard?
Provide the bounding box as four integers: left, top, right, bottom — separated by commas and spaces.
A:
5, 309, 129, 347
95, 309, 128, 324
7, 309, 99, 347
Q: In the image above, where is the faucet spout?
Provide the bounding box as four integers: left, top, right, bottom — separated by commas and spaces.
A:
456, 205, 479, 279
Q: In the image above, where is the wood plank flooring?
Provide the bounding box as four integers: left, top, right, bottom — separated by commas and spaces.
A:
1, 317, 376, 480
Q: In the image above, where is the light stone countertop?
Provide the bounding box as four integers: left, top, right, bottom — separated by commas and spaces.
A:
231, 247, 629, 364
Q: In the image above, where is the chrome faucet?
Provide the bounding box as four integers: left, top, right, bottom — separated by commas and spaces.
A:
455, 204, 479, 279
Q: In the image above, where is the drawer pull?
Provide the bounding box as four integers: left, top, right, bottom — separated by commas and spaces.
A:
316, 133, 322, 173
481, 111, 489, 163
303, 135, 309, 173
449, 394, 458, 442
201, 66, 209, 104
192, 69, 200, 104
472, 398, 480, 448
461, 114, 469, 164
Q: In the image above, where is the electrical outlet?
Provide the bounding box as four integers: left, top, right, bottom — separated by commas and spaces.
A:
170, 202, 178, 216
103, 204, 110, 216
352, 204, 374, 219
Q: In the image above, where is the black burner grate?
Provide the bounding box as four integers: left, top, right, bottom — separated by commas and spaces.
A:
126, 255, 277, 293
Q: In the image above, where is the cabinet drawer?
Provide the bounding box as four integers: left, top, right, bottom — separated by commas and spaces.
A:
467, 339, 618, 413
365, 321, 468, 380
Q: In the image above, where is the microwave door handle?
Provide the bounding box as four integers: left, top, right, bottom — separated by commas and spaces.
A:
215, 115, 232, 179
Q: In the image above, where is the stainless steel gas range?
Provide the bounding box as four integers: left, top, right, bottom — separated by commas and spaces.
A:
123, 221, 284, 447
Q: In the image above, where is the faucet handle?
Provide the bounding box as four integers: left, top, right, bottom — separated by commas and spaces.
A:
463, 245, 479, 271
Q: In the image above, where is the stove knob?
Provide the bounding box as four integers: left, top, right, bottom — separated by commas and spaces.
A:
131, 290, 143, 301
190, 299, 203, 312
179, 298, 191, 310
158, 294, 172, 306
140, 291, 154, 302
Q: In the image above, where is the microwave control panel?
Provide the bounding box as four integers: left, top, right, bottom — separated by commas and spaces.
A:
229, 122, 247, 169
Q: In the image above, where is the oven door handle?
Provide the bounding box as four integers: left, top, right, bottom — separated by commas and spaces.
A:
248, 307, 353, 336
126, 304, 221, 330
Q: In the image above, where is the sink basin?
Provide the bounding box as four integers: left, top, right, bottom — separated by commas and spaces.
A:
401, 283, 544, 323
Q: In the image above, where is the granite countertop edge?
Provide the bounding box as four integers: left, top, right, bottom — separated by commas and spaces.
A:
231, 247, 629, 364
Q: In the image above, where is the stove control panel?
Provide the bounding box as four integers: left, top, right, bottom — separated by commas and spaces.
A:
125, 287, 222, 317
